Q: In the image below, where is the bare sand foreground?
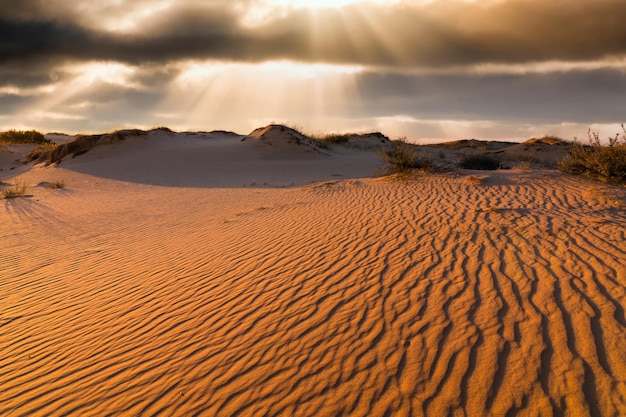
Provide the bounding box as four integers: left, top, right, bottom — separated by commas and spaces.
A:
1, 129, 626, 416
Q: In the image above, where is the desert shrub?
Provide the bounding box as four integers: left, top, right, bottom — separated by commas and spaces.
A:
309, 133, 351, 149
321, 134, 351, 144
26, 142, 59, 163
458, 154, 500, 170
152, 126, 174, 133
0, 129, 51, 145
558, 127, 626, 184
50, 179, 66, 189
379, 140, 432, 173
2, 180, 29, 198
511, 160, 532, 170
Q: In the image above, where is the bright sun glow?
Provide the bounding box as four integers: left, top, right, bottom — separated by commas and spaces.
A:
264, 0, 398, 9
164, 60, 363, 132
72, 62, 136, 87
178, 61, 363, 85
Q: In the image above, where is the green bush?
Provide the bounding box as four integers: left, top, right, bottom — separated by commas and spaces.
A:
458, 154, 501, 170
558, 127, 626, 184
0, 129, 51, 145
379, 140, 432, 173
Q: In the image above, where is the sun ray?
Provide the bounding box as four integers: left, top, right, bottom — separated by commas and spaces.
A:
159, 60, 363, 132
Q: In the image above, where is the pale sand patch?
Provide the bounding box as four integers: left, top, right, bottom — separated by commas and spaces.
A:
1, 137, 625, 416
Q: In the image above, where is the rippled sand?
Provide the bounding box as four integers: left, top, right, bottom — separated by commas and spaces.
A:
2, 171, 625, 416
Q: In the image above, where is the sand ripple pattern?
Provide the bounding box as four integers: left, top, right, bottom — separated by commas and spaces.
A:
2, 173, 625, 416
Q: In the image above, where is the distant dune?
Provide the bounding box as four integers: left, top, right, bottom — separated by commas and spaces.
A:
1, 125, 625, 416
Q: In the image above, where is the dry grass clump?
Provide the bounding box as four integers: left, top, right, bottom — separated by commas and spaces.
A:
26, 129, 148, 165
26, 142, 59, 162
0, 129, 51, 145
458, 153, 501, 170
558, 127, 626, 184
319, 134, 351, 145
151, 126, 175, 133
308, 132, 351, 149
38, 179, 67, 189
378, 139, 432, 174
526, 135, 568, 146
2, 179, 29, 199
51, 179, 66, 189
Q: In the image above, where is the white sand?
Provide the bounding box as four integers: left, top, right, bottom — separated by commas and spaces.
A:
1, 129, 625, 416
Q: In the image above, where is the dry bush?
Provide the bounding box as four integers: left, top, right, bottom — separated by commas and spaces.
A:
0, 129, 50, 145
558, 126, 626, 184
378, 139, 432, 174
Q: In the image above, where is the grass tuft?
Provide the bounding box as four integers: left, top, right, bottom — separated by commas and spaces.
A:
46, 179, 66, 189
2, 180, 29, 199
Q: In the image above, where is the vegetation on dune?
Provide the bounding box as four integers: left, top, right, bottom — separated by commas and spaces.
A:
318, 133, 351, 144
26, 142, 59, 163
378, 139, 432, 174
307, 132, 351, 149
558, 126, 626, 184
51, 179, 66, 189
0, 129, 51, 145
526, 135, 569, 146
26, 129, 148, 165
152, 126, 175, 133
2, 179, 29, 199
458, 153, 501, 170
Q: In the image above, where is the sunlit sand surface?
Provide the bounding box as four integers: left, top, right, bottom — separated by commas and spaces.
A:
2, 129, 625, 416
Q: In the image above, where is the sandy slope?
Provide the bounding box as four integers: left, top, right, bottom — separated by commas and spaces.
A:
1, 137, 625, 416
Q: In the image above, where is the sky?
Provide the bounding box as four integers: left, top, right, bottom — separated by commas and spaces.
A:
1, 0, 626, 142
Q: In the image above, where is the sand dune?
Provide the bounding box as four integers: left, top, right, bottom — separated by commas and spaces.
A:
2, 128, 626, 416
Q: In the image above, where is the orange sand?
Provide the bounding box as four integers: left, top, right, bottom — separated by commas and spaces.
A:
1, 132, 625, 416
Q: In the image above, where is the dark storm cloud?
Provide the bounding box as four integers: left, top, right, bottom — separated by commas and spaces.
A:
0, 94, 36, 114
1, 0, 626, 70
352, 68, 626, 124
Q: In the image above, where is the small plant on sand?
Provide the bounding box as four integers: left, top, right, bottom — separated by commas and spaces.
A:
0, 129, 51, 145
309, 132, 351, 149
321, 134, 351, 144
378, 139, 432, 174
49, 179, 66, 189
26, 142, 58, 163
511, 160, 532, 170
2, 180, 29, 199
458, 153, 500, 170
558, 126, 626, 184
152, 126, 174, 133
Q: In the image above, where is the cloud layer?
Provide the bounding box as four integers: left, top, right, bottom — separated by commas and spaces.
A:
1, 0, 625, 139
2, 0, 626, 68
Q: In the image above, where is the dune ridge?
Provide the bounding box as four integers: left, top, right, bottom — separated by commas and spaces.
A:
2, 168, 625, 416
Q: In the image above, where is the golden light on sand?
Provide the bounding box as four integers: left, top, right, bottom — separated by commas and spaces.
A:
2, 124, 625, 415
